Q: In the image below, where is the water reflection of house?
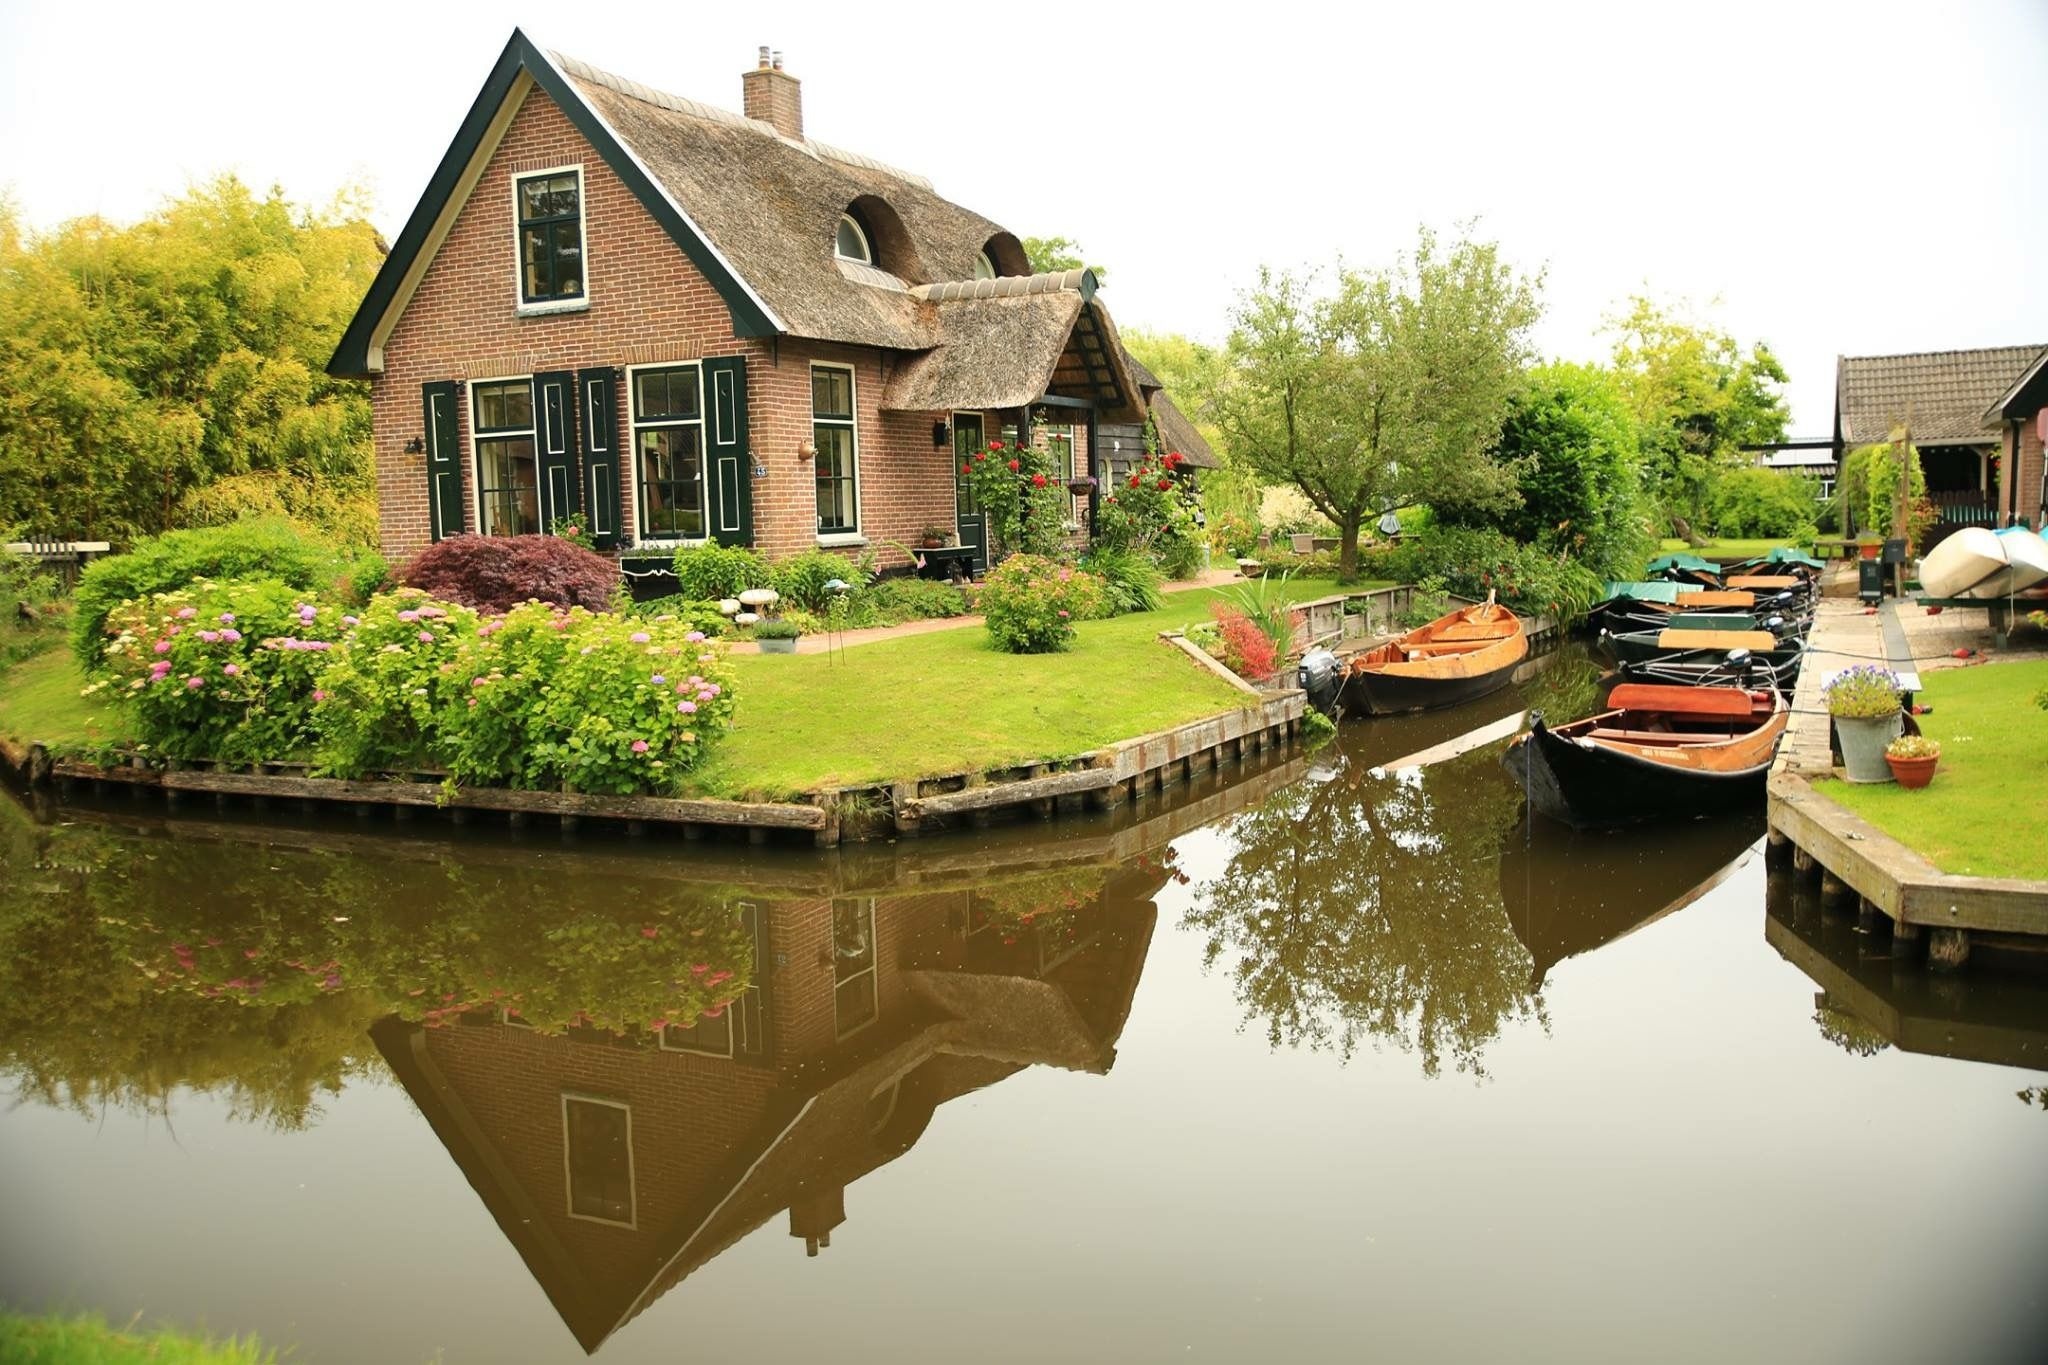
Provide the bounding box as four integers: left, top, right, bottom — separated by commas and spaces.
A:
1765, 875, 2048, 1071
372, 872, 1160, 1354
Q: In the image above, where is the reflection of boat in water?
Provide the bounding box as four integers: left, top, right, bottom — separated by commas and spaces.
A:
1342, 600, 1526, 716
1502, 684, 1788, 830
1765, 872, 2048, 1072
372, 865, 1165, 1354
1499, 815, 1762, 986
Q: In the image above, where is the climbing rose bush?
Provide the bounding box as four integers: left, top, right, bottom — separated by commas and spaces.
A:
978, 554, 1109, 653
93, 579, 348, 763
438, 601, 738, 794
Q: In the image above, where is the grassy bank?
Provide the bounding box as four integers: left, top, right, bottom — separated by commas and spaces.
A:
0, 578, 1360, 801
1823, 660, 2048, 880
1656, 537, 1797, 559
0, 1311, 279, 1364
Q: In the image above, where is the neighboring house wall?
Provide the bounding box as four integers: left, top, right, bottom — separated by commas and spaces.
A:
372, 86, 967, 569
2018, 420, 2046, 527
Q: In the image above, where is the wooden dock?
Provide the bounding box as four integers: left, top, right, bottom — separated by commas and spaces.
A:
1766, 594, 2048, 970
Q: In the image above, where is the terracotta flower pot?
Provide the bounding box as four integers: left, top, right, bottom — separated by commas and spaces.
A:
1886, 753, 1938, 788
1858, 540, 1881, 560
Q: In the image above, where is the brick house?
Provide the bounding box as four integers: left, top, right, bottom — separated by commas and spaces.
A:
328, 31, 1214, 578
1833, 344, 2048, 537
371, 870, 1160, 1353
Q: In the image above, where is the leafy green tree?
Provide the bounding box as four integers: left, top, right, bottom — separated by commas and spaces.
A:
1708, 467, 1819, 538
1604, 296, 1790, 529
0, 178, 383, 545
1213, 228, 1543, 579
1021, 234, 1106, 282
1453, 361, 1654, 581
1122, 326, 1265, 529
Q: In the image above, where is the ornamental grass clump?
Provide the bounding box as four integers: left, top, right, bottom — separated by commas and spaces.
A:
978, 554, 1108, 653
309, 588, 481, 778
1824, 665, 1904, 719
439, 602, 738, 795
92, 579, 347, 763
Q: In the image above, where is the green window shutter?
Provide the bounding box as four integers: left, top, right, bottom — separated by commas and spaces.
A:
421, 380, 464, 541
533, 370, 579, 529
576, 368, 622, 549
703, 355, 753, 546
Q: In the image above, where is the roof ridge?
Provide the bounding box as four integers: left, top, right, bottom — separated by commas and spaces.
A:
911, 269, 1095, 303
551, 49, 936, 192
1843, 343, 2047, 364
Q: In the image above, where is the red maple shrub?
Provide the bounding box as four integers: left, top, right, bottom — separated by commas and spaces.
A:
400, 534, 618, 614
1211, 603, 1279, 680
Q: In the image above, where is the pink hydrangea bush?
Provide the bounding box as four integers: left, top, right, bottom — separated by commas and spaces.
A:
309, 588, 482, 778
92, 578, 346, 763
441, 601, 739, 795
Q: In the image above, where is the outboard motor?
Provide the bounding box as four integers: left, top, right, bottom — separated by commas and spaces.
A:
1297, 647, 1344, 715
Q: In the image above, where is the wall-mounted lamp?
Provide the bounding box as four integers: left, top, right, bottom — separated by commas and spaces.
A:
752, 461, 769, 481
931, 419, 951, 448
403, 436, 426, 455
797, 440, 817, 461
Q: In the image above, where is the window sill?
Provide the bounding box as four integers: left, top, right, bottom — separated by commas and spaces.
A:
516, 298, 591, 319
816, 532, 867, 548
633, 538, 707, 551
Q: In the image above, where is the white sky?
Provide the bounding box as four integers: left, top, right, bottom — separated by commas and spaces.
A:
4, 0, 2044, 430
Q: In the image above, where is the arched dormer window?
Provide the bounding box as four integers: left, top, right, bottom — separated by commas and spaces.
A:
980, 232, 1030, 278
974, 251, 996, 280
835, 212, 873, 265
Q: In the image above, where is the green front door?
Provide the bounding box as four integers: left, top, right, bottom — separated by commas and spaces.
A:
953, 413, 987, 572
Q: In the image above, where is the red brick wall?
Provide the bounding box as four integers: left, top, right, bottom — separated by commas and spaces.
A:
2017, 420, 2045, 527
370, 86, 964, 573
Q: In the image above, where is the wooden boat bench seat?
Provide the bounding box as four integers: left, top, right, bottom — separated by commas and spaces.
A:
1678, 591, 1755, 609
1433, 623, 1512, 642
1585, 727, 1721, 746
1654, 628, 1778, 652
1725, 574, 1800, 590
1606, 684, 1754, 718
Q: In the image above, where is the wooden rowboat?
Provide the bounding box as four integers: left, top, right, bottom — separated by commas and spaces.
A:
1501, 682, 1788, 829
1342, 599, 1527, 715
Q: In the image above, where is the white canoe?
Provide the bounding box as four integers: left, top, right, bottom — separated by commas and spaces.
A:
1920, 527, 2008, 598
1992, 526, 2048, 595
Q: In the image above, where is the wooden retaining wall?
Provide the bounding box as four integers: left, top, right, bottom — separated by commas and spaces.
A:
4, 691, 1305, 850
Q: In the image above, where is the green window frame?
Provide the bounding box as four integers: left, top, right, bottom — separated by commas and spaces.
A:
630, 365, 706, 543
471, 378, 539, 537
812, 364, 859, 536
516, 169, 585, 306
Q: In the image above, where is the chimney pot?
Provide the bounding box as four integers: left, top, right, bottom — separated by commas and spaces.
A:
756, 45, 770, 69
772, 49, 784, 70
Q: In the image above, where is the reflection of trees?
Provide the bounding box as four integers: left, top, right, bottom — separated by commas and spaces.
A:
1186, 748, 1542, 1077
0, 804, 756, 1129
1813, 993, 1890, 1058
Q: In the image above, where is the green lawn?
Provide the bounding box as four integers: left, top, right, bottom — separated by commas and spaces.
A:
0, 1311, 279, 1364
1823, 660, 2048, 880
687, 578, 1356, 800
0, 580, 1361, 802
0, 648, 134, 751
1656, 537, 1797, 559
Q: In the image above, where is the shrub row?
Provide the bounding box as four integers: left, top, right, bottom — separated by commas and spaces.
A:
91, 582, 737, 795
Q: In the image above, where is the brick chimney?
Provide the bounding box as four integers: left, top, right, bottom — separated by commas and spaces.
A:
742, 46, 802, 140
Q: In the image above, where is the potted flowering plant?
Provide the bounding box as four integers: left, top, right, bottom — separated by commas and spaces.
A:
1884, 733, 1940, 788
1824, 665, 1905, 782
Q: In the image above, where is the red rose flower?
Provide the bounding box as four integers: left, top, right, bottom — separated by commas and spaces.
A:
961, 463, 971, 475
1157, 478, 1172, 490
1031, 472, 1048, 488
1128, 475, 1141, 488
1008, 459, 1020, 472
1165, 451, 1183, 466
974, 451, 987, 462
989, 440, 1006, 452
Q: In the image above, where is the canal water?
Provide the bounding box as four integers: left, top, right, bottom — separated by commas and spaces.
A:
3, 650, 2044, 1363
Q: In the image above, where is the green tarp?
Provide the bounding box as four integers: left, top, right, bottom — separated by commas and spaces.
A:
1766, 547, 1824, 570
1603, 581, 1683, 604
1645, 552, 1717, 574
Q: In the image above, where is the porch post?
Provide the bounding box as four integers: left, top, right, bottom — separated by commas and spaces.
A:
1086, 410, 1102, 542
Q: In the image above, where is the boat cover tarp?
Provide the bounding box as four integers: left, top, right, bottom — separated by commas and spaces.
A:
1646, 553, 1717, 574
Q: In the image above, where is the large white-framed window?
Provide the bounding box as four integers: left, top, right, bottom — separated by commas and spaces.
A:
629, 363, 707, 545
812, 364, 861, 538
471, 377, 539, 537
832, 898, 878, 1039
561, 1094, 636, 1228
513, 166, 588, 313
660, 904, 766, 1058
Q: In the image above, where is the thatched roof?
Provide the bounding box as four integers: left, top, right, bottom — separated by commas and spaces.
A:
1836, 345, 2044, 446
563, 53, 1018, 351
1149, 391, 1219, 469
883, 281, 1147, 422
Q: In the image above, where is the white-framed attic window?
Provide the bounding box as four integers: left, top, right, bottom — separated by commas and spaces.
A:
834, 213, 873, 265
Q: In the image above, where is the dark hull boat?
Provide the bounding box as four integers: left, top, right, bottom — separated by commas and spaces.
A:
1600, 625, 1801, 670
1603, 650, 1803, 695
1343, 600, 1526, 716
1502, 682, 1787, 830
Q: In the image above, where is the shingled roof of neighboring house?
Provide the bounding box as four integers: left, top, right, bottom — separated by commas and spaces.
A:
1148, 391, 1219, 469
1836, 346, 2046, 446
